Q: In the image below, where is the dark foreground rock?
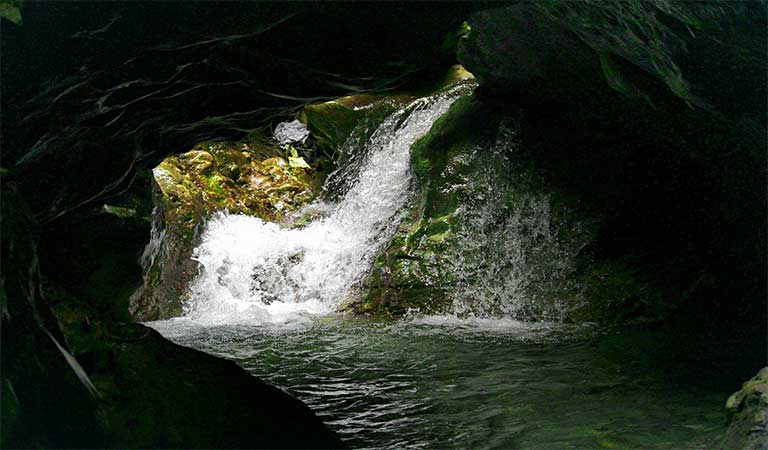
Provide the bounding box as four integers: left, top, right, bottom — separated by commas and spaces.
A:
723, 367, 768, 450
79, 322, 344, 449
1, 180, 343, 449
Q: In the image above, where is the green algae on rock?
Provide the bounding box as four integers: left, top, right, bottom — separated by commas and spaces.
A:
351, 87, 668, 323
723, 367, 768, 450
299, 64, 475, 167
350, 90, 601, 320
129, 141, 323, 321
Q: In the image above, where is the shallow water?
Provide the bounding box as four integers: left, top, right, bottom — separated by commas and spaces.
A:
150, 315, 753, 449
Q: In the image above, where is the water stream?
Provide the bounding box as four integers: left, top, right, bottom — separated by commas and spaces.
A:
148, 86, 751, 449
150, 316, 750, 449
180, 87, 465, 325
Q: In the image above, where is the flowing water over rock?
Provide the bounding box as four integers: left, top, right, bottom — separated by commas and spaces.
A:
181, 87, 466, 325
146, 82, 761, 449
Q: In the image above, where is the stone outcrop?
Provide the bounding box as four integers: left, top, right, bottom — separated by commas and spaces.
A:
723, 367, 768, 450
2, 178, 343, 449
453, 3, 766, 330
130, 140, 322, 320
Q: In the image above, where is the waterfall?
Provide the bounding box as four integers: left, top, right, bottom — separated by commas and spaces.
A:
182, 86, 466, 324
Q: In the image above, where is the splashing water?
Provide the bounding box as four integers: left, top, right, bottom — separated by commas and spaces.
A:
444, 121, 592, 321
182, 87, 467, 324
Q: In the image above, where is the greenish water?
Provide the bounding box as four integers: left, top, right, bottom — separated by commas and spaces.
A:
151, 316, 752, 449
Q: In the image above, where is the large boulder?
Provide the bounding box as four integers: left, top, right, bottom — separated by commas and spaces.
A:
723, 368, 768, 450
453, 2, 767, 331
4, 177, 343, 448
130, 140, 322, 320
56, 315, 344, 449
352, 87, 658, 322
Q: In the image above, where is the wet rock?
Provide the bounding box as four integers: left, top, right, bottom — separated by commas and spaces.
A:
129, 140, 322, 321
61, 317, 344, 449
353, 90, 604, 320
723, 367, 768, 450
274, 120, 310, 146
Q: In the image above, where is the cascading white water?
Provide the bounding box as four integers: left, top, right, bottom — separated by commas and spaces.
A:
182, 87, 466, 324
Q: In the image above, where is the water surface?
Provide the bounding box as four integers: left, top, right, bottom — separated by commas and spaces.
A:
151, 316, 749, 449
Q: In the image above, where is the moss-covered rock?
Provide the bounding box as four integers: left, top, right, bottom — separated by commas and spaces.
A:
350, 88, 665, 323
722, 367, 768, 450
131, 66, 475, 321
351, 92, 561, 319
299, 64, 475, 165
349, 93, 486, 317
129, 141, 323, 321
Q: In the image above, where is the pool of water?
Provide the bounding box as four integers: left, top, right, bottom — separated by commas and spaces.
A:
149, 315, 755, 449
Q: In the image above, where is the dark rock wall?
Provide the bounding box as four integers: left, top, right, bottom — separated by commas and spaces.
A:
458, 2, 767, 334
3, 2, 476, 222
1, 181, 103, 448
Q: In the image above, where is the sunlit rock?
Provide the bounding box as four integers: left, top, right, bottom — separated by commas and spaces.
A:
129, 140, 322, 321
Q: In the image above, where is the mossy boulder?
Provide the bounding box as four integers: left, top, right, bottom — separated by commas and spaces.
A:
350, 92, 567, 318
351, 89, 661, 323
130, 66, 475, 321
722, 367, 768, 450
299, 90, 413, 178
299, 64, 475, 170
129, 141, 323, 321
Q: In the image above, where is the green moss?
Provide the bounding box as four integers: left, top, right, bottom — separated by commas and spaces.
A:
102, 204, 137, 219
300, 101, 360, 160
352, 91, 489, 316
0, 0, 22, 25
567, 259, 666, 324
204, 174, 225, 196
131, 140, 324, 320
355, 84, 664, 323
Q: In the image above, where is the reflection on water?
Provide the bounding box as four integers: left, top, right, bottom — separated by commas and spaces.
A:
150, 316, 756, 449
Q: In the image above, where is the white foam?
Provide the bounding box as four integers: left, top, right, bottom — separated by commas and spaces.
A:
179, 87, 466, 325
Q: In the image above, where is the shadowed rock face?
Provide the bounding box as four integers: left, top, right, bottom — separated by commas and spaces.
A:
62, 321, 345, 449
3, 2, 478, 222
456, 2, 767, 333
723, 367, 768, 450
459, 2, 767, 119
1, 181, 103, 448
